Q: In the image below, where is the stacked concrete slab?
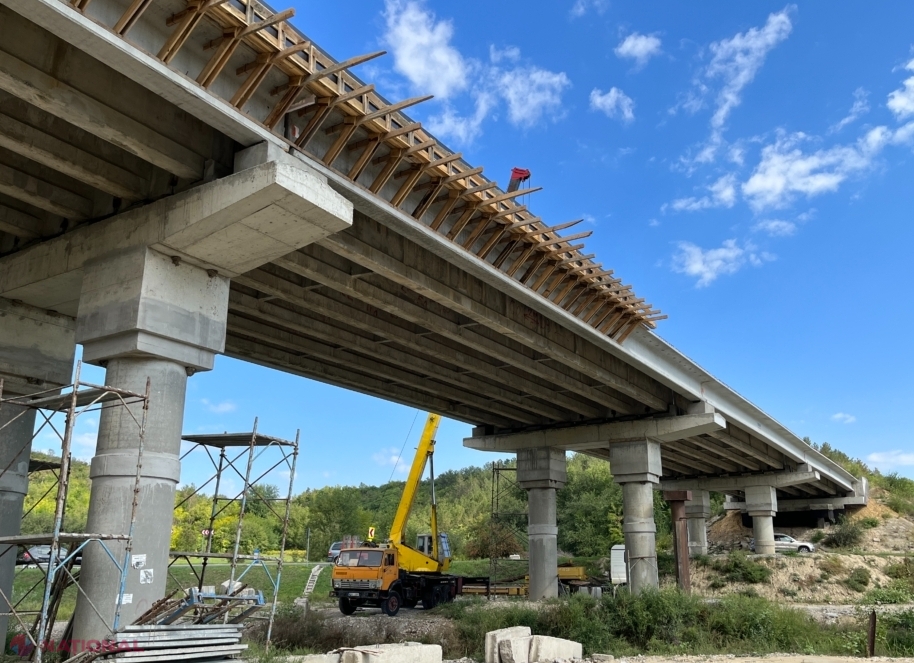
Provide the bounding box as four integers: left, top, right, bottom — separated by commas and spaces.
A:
486, 627, 582, 663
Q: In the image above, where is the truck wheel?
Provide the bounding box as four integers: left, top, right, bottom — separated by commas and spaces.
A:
421, 589, 438, 610
382, 591, 401, 617
338, 596, 357, 615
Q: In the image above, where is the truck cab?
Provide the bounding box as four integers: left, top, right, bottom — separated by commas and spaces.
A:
331, 546, 414, 616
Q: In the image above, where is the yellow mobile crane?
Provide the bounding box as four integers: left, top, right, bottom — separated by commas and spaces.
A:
330, 414, 477, 616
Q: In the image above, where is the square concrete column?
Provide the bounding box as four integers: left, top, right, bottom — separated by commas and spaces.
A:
516, 448, 566, 601
745, 485, 777, 555
685, 490, 711, 557
72, 246, 230, 643
610, 439, 662, 594
0, 299, 75, 640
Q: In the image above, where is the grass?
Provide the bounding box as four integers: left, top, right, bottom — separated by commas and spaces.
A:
843, 567, 871, 592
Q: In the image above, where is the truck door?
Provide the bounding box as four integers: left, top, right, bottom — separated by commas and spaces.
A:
382, 551, 398, 590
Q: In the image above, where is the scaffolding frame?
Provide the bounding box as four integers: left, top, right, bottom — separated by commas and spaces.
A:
165, 420, 299, 649
487, 462, 528, 598
0, 361, 149, 662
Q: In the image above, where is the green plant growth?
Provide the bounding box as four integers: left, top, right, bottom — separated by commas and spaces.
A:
858, 517, 880, 529
843, 567, 871, 592
708, 551, 772, 584
810, 530, 826, 544
822, 516, 864, 549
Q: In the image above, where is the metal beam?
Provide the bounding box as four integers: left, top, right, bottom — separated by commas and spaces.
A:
464, 412, 726, 452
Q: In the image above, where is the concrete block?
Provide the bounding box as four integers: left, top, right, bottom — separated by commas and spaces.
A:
485, 626, 532, 663
517, 448, 567, 488
287, 655, 341, 663
529, 635, 582, 662
498, 635, 532, 663
592, 655, 614, 662
341, 642, 441, 663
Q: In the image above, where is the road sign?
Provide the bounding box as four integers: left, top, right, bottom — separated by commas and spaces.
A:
201, 529, 212, 536
367, 527, 376, 540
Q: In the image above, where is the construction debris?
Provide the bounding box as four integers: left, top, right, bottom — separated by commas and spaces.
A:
284, 642, 442, 663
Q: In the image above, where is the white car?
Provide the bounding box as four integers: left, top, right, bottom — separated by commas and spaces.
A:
749, 533, 815, 553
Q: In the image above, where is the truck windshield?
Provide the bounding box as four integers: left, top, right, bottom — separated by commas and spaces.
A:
338, 550, 384, 567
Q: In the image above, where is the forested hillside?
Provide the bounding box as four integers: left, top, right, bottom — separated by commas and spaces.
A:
25, 438, 909, 563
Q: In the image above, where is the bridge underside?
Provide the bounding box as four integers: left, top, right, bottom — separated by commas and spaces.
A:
0, 0, 866, 631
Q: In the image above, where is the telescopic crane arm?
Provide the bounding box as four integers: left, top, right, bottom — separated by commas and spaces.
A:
386, 413, 445, 572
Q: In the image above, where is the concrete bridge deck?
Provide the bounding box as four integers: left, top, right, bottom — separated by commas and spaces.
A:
0, 0, 865, 641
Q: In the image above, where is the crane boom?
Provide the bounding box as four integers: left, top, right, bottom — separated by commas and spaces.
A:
388, 413, 440, 547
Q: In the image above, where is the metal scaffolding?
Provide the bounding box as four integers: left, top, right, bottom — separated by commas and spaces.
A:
487, 462, 528, 598
162, 421, 299, 649
0, 361, 149, 662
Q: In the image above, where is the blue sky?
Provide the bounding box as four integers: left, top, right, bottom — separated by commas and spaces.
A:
51, 1, 914, 489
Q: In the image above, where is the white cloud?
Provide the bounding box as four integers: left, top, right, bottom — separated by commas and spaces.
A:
570, 0, 608, 18
753, 219, 796, 236
649, 218, 660, 227
372, 447, 409, 474
489, 45, 520, 64
201, 398, 236, 414
682, 8, 794, 164
383, 0, 469, 99
500, 67, 571, 127
831, 412, 857, 424
867, 450, 914, 467
670, 173, 737, 211
590, 87, 635, 123
887, 58, 914, 120
428, 93, 494, 144
672, 239, 773, 287
741, 130, 884, 210
830, 87, 870, 133
614, 33, 662, 68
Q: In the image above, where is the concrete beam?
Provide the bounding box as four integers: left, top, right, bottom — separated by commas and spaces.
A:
224, 333, 512, 426
0, 203, 39, 238
0, 111, 145, 199
658, 470, 821, 493
726, 494, 867, 512
232, 271, 602, 419
704, 428, 785, 470
277, 246, 629, 415
320, 228, 670, 411
0, 48, 203, 179
0, 159, 352, 309
227, 290, 573, 422
464, 412, 726, 452
0, 160, 92, 219
0, 297, 75, 393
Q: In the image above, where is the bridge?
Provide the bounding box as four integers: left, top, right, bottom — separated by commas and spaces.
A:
0, 0, 865, 642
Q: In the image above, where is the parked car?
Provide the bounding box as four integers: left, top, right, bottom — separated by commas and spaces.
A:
327, 541, 342, 563
749, 533, 815, 554
16, 545, 81, 566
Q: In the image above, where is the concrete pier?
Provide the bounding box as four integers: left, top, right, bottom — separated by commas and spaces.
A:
72, 246, 230, 641
516, 448, 566, 600
610, 440, 662, 594
685, 490, 711, 556
745, 485, 777, 555
0, 299, 75, 639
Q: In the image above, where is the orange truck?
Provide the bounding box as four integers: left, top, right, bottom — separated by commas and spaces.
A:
330, 414, 485, 616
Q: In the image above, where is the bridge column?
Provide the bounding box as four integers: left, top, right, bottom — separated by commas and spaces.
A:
685, 490, 711, 556
745, 485, 777, 555
610, 439, 662, 594
516, 448, 566, 601
72, 246, 229, 643
0, 299, 75, 640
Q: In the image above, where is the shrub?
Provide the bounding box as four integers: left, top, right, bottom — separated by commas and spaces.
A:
843, 567, 870, 592
693, 553, 711, 568
823, 517, 864, 549
859, 517, 880, 529
884, 557, 914, 583
710, 551, 772, 584
810, 530, 826, 544
863, 581, 914, 604
883, 609, 914, 656
819, 556, 846, 577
